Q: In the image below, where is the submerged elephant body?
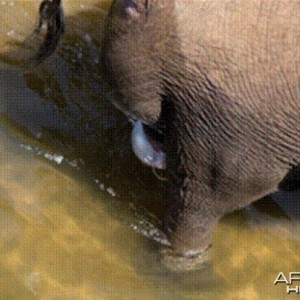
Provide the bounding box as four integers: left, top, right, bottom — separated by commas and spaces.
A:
102, 0, 300, 261
30, 0, 300, 270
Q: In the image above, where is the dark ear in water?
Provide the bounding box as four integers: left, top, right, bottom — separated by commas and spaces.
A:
28, 0, 65, 65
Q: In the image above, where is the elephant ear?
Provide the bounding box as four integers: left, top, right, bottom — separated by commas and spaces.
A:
113, 0, 142, 20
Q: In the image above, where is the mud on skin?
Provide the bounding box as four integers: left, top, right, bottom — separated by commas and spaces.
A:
27, 0, 300, 271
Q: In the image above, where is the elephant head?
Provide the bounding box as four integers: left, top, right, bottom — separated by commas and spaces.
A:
101, 0, 300, 270
27, 0, 300, 271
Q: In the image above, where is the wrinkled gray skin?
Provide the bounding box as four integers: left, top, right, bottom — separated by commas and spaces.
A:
24, 0, 300, 271
101, 0, 300, 268
29, 0, 300, 270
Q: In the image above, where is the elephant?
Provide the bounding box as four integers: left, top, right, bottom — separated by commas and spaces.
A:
29, 0, 300, 270
101, 0, 300, 268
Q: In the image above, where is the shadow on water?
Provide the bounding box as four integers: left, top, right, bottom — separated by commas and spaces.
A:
1, 0, 167, 216
0, 1, 300, 299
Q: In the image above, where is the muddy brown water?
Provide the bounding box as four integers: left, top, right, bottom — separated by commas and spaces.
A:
0, 1, 299, 299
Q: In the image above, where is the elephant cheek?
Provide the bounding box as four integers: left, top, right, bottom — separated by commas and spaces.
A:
131, 121, 166, 169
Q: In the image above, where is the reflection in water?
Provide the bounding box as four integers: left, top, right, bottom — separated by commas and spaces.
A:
0, 1, 300, 299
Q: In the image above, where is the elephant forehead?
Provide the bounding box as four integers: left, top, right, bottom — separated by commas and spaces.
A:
175, 1, 300, 66
173, 1, 300, 107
